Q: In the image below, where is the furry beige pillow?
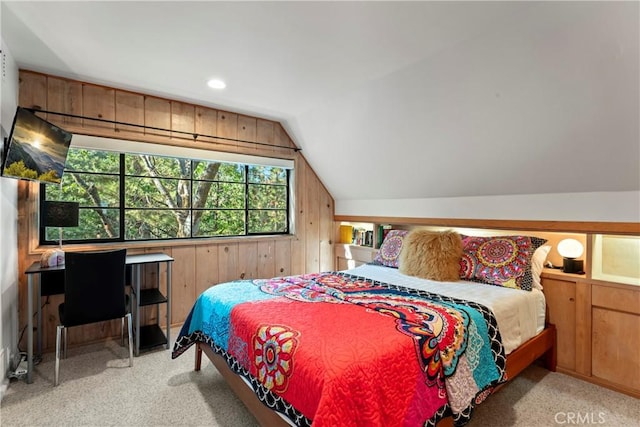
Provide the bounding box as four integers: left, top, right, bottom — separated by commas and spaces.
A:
399, 229, 463, 281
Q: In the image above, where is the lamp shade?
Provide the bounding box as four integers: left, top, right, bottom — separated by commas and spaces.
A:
43, 201, 79, 228
557, 238, 584, 259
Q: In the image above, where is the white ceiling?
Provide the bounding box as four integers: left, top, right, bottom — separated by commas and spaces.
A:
2, 1, 639, 204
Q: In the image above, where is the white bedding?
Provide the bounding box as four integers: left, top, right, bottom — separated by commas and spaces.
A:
343, 264, 546, 355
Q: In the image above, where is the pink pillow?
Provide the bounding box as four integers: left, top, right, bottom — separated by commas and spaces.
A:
459, 235, 547, 291
372, 230, 409, 268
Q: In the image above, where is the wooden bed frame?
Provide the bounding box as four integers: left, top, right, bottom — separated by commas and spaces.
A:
194, 324, 557, 427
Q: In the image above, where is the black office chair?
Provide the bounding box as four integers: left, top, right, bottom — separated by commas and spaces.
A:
55, 249, 133, 386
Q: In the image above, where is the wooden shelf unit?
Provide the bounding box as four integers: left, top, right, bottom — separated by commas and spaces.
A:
541, 269, 640, 397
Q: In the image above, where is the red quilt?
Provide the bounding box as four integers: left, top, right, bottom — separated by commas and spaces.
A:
173, 271, 506, 426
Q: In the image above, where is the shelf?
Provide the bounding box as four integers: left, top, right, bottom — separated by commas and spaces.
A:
541, 268, 588, 282
138, 324, 168, 350
139, 288, 167, 306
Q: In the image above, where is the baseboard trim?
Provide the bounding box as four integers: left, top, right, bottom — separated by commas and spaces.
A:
556, 367, 640, 399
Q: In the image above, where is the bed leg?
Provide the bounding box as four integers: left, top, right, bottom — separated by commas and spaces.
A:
543, 324, 557, 372
195, 343, 203, 371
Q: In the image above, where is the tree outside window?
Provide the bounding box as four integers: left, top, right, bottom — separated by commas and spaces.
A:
40, 147, 290, 244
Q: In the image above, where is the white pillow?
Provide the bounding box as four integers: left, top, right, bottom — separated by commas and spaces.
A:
531, 245, 551, 290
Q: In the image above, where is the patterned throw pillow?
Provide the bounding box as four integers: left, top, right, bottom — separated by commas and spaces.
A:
459, 235, 547, 291
372, 230, 409, 268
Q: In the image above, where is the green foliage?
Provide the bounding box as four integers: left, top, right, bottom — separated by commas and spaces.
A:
195, 210, 245, 237
200, 182, 245, 209
4, 160, 39, 180
66, 150, 119, 174
125, 209, 187, 240
38, 170, 61, 183
249, 184, 287, 209
42, 147, 289, 243
3, 160, 61, 183
248, 165, 286, 184
249, 210, 287, 233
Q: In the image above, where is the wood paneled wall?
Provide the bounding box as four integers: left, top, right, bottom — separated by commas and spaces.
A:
16, 70, 336, 352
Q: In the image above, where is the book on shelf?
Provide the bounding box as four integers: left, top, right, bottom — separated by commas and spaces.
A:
352, 228, 373, 247
365, 230, 373, 247
377, 224, 393, 247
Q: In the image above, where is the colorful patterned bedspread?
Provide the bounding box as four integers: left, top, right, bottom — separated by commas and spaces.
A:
172, 272, 506, 427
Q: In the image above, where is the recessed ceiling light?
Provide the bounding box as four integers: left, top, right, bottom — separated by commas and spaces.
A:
207, 79, 226, 89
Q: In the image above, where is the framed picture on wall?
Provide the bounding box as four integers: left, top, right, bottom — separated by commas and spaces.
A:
1, 107, 73, 184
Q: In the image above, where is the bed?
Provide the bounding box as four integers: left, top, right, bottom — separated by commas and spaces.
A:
172, 232, 557, 427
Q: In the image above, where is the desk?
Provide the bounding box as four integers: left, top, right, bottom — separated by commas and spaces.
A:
24, 252, 173, 384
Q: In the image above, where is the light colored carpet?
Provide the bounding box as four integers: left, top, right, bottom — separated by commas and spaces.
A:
1, 338, 259, 427
468, 365, 639, 427
1, 335, 638, 427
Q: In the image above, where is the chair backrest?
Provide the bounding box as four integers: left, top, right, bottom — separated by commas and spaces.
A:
63, 249, 127, 327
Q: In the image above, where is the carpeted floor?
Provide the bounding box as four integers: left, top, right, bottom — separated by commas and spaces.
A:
1, 336, 638, 427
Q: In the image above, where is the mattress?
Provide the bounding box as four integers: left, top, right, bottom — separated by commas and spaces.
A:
343, 264, 546, 355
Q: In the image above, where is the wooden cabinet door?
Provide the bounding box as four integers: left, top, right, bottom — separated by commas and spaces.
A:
543, 278, 577, 371
591, 284, 640, 393
592, 307, 640, 391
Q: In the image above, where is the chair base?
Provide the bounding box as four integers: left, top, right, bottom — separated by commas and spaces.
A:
54, 313, 133, 386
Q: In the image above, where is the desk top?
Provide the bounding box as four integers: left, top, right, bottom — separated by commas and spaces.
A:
26, 252, 173, 274
122, 252, 174, 265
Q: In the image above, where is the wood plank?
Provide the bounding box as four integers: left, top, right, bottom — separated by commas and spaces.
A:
171, 101, 195, 140
46, 76, 82, 127
218, 243, 239, 283
115, 91, 144, 136
141, 252, 160, 326
67, 319, 121, 348
543, 278, 576, 371
291, 155, 307, 274
256, 119, 275, 154
257, 240, 275, 279
18, 71, 47, 111
170, 246, 196, 324
592, 284, 640, 314
504, 325, 556, 380
161, 246, 173, 327
194, 106, 218, 145
217, 110, 238, 150
238, 241, 258, 280
592, 307, 640, 391
319, 183, 334, 272
336, 257, 350, 271
146, 246, 172, 328
82, 84, 115, 130
273, 124, 293, 156
238, 115, 257, 151
195, 244, 219, 295
144, 96, 171, 138
275, 240, 291, 277
574, 281, 592, 376
304, 166, 320, 273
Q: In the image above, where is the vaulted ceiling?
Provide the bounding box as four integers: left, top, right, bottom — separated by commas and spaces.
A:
2, 1, 638, 207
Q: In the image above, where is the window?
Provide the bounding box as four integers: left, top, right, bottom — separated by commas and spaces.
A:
40, 144, 291, 244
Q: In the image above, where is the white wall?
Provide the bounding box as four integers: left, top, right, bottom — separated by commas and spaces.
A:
0, 37, 19, 399
293, 2, 639, 222
335, 191, 640, 223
